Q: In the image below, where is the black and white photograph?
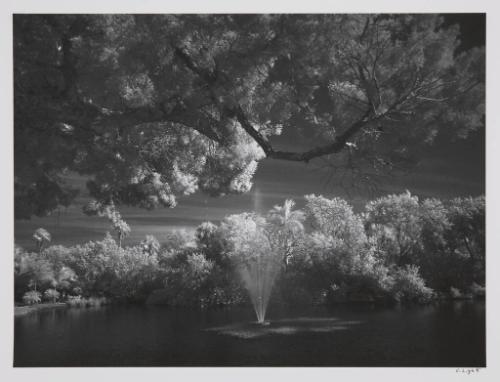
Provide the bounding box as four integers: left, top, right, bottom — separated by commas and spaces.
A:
3, 0, 499, 378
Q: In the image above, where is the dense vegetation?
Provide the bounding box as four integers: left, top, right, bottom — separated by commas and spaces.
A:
14, 192, 485, 307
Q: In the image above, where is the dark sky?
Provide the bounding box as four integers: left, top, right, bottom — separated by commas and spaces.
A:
14, 14, 486, 248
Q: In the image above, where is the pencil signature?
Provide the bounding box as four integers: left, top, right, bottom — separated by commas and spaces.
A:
456, 368, 482, 375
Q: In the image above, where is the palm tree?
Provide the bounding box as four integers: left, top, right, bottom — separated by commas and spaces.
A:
103, 204, 130, 248
266, 199, 306, 270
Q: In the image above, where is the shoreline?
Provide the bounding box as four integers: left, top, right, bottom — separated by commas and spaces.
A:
14, 295, 485, 318
14, 303, 67, 317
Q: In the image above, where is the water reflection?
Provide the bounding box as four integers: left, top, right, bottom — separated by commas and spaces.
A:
207, 317, 363, 338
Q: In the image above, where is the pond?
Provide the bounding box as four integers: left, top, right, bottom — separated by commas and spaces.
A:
14, 301, 485, 367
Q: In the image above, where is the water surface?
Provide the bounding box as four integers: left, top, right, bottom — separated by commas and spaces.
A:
14, 301, 485, 367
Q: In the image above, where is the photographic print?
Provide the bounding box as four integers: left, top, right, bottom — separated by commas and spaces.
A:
12, 12, 486, 368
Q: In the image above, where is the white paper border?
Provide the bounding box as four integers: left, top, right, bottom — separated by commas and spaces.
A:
1, 1, 498, 381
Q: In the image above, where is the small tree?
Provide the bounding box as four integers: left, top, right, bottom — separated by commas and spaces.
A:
43, 288, 60, 303
195, 222, 228, 265
302, 195, 381, 300
364, 191, 423, 265
304, 195, 369, 273
417, 198, 456, 291
16, 252, 55, 293
22, 290, 41, 305
265, 200, 306, 269
33, 228, 51, 254
390, 265, 434, 303
446, 196, 485, 286
304, 194, 367, 253
83, 201, 131, 247
141, 235, 161, 256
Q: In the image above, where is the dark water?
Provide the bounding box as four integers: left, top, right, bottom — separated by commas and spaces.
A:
14, 301, 485, 367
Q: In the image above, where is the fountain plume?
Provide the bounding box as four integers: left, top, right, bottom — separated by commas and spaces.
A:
237, 250, 281, 323
222, 200, 305, 323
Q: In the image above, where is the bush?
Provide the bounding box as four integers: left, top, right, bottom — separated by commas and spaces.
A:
85, 296, 108, 307
66, 295, 108, 307
390, 265, 434, 303
43, 288, 60, 303
195, 222, 228, 265
66, 295, 85, 307
161, 252, 215, 306
152, 249, 245, 307
22, 290, 41, 305
450, 286, 462, 299
15, 249, 55, 299
204, 270, 246, 306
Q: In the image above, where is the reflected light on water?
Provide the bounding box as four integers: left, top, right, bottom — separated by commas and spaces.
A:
206, 317, 363, 339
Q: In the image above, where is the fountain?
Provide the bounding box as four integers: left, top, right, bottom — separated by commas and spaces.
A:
237, 251, 281, 324
223, 198, 305, 324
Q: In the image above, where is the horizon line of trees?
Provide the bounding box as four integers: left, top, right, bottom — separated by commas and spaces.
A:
15, 191, 485, 307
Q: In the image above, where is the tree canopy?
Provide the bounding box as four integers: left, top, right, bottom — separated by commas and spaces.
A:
14, 14, 485, 218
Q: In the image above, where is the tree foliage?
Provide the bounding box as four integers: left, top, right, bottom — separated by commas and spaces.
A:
140, 234, 161, 256
43, 288, 61, 303
364, 191, 423, 265
14, 14, 484, 218
298, 195, 386, 301
220, 200, 305, 268
22, 291, 42, 305
445, 196, 485, 285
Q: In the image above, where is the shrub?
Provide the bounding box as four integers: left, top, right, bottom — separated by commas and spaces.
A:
66, 295, 84, 307
15, 250, 55, 294
162, 252, 215, 306
390, 265, 434, 303
450, 286, 462, 299
66, 295, 108, 307
55, 266, 78, 292
156, 249, 244, 307
72, 286, 83, 295
162, 229, 195, 251
85, 296, 108, 307
43, 288, 60, 303
195, 222, 228, 265
204, 268, 246, 306
22, 290, 41, 305
57, 234, 162, 301
140, 235, 161, 256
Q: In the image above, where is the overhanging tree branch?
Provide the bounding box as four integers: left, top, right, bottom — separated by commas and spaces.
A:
234, 104, 372, 162
174, 45, 376, 163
